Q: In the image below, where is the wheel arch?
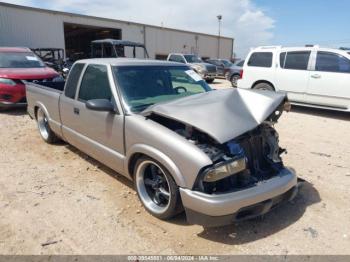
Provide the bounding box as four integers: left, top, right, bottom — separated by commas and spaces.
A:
34, 102, 50, 120
251, 80, 276, 90
126, 144, 187, 188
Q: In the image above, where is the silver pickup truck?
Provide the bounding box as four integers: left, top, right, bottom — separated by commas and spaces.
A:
26, 58, 298, 227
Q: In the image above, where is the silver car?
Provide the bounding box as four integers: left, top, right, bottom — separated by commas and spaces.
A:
26, 58, 298, 227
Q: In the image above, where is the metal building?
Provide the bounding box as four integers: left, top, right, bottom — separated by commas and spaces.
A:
0, 2, 234, 60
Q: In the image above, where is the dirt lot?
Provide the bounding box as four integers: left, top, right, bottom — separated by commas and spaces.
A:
0, 79, 350, 255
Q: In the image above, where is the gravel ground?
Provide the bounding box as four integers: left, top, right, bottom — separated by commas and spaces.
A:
0, 80, 349, 255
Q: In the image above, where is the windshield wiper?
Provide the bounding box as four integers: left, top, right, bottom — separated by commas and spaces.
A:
132, 103, 154, 112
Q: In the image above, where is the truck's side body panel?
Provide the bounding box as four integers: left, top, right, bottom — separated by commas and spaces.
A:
26, 83, 63, 138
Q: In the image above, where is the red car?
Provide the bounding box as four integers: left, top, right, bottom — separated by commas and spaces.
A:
0, 47, 59, 109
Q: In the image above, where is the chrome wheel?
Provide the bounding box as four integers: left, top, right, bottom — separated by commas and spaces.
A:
135, 160, 171, 215
37, 108, 49, 140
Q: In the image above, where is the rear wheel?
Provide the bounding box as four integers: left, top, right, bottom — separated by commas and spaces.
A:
206, 79, 214, 83
253, 82, 274, 91
134, 157, 182, 219
36, 107, 59, 144
230, 74, 240, 88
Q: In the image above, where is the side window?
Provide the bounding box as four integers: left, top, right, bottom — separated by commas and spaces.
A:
64, 63, 85, 99
279, 52, 286, 68
168, 55, 176, 62
168, 55, 185, 63
316, 52, 350, 73
283, 51, 311, 70
247, 52, 272, 67
78, 64, 112, 101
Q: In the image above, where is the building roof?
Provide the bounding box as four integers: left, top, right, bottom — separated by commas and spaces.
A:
0, 2, 233, 41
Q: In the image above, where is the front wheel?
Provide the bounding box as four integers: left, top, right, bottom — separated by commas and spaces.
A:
36, 107, 59, 144
134, 157, 183, 219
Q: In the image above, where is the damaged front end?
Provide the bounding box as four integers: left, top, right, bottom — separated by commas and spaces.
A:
148, 106, 288, 195
143, 89, 297, 226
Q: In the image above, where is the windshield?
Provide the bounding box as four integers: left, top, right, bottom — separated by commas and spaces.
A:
113, 66, 211, 113
0, 52, 45, 68
183, 55, 202, 63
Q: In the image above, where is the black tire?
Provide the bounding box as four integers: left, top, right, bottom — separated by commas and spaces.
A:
206, 79, 215, 83
134, 156, 183, 220
230, 74, 240, 88
253, 82, 274, 91
36, 107, 60, 144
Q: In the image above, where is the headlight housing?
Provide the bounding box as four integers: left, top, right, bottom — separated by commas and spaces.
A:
203, 157, 246, 182
0, 78, 16, 86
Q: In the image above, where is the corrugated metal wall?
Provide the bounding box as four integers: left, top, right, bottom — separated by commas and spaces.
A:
0, 3, 233, 59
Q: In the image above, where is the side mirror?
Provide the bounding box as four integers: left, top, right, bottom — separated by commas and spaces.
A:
86, 99, 115, 112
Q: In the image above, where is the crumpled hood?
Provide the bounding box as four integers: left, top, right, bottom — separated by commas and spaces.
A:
143, 88, 287, 144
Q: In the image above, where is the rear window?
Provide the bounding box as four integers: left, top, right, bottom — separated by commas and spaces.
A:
247, 52, 272, 67
283, 51, 311, 70
0, 52, 45, 68
64, 63, 85, 99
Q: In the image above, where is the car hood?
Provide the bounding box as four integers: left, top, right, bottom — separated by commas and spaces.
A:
143, 88, 287, 144
0, 67, 59, 80
191, 62, 216, 69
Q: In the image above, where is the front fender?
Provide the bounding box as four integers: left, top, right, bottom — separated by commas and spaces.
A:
125, 144, 186, 188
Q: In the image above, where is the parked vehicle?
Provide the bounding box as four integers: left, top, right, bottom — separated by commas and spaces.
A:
225, 60, 244, 87
238, 46, 350, 112
0, 47, 60, 109
167, 53, 217, 83
205, 59, 233, 77
91, 39, 149, 59
32, 48, 73, 79
26, 58, 297, 227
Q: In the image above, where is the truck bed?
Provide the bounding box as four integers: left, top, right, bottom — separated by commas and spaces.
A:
26, 80, 65, 138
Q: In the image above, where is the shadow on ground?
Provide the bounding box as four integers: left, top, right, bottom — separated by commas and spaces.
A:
291, 105, 349, 121
197, 179, 320, 244
63, 138, 320, 242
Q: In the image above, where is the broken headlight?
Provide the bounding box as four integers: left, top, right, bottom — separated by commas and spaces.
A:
203, 157, 246, 182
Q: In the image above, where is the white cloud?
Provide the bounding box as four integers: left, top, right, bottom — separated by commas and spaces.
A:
4, 0, 275, 57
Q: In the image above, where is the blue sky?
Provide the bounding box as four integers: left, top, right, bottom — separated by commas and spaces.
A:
3, 0, 350, 57
257, 0, 350, 48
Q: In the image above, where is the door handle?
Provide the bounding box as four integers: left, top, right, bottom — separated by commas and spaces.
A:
311, 74, 321, 79
73, 107, 80, 115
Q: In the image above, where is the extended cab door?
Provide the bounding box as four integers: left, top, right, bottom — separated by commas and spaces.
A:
274, 51, 311, 102
306, 51, 350, 109
62, 64, 125, 174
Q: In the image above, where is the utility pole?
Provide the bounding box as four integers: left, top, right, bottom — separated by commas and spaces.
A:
217, 15, 222, 58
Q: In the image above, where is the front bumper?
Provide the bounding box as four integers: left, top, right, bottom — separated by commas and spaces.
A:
0, 100, 27, 109
180, 168, 298, 227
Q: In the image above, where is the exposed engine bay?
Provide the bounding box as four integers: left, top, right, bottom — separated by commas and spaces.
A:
148, 113, 287, 194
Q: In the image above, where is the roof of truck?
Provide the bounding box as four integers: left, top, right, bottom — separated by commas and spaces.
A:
75, 58, 187, 67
